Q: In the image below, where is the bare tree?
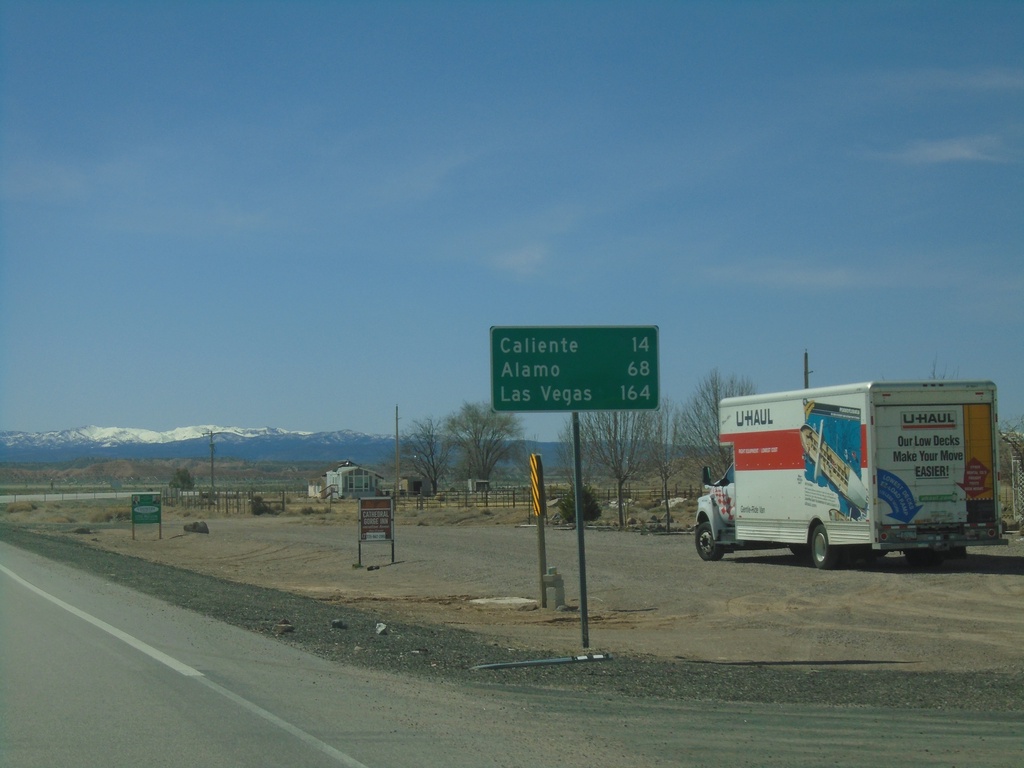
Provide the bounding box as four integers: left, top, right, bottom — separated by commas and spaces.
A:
647, 399, 686, 529
678, 368, 756, 477
1000, 415, 1024, 524
999, 416, 1024, 462
579, 410, 655, 528
445, 402, 525, 482
554, 417, 594, 487
929, 356, 960, 380
401, 417, 452, 496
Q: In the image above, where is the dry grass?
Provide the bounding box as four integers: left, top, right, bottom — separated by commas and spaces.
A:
2, 493, 699, 531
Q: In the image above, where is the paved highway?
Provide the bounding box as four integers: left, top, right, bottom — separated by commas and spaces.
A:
2, 540, 1021, 767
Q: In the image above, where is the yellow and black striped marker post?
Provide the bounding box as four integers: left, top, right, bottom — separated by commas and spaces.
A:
530, 453, 549, 607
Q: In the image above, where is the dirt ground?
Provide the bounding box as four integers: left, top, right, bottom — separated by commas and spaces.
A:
26, 500, 1023, 675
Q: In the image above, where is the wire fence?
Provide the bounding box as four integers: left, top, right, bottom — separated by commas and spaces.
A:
155, 483, 705, 515
1012, 457, 1023, 525
6, 479, 1015, 523
0, 490, 141, 504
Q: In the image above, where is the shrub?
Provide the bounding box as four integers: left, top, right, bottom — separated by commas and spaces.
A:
169, 467, 195, 490
89, 510, 128, 523
5, 501, 37, 514
250, 496, 279, 516
555, 485, 602, 525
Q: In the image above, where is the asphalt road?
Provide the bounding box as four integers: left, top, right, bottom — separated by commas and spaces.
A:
2, 539, 1022, 768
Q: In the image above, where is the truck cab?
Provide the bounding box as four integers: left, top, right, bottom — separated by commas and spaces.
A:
694, 464, 735, 561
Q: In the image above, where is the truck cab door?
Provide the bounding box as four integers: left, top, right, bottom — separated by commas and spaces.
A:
701, 464, 736, 524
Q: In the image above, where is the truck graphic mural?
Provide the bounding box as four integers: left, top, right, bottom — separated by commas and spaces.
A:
877, 468, 923, 524
800, 400, 867, 521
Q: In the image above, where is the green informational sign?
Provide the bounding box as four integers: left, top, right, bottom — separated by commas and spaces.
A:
490, 326, 659, 412
131, 493, 162, 524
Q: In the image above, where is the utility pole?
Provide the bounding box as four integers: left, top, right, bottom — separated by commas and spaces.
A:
395, 406, 400, 505
206, 429, 221, 509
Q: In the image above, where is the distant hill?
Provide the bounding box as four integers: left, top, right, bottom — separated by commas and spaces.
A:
0, 425, 561, 467
0, 425, 395, 464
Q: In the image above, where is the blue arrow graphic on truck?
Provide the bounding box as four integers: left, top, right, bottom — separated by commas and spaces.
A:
878, 469, 924, 524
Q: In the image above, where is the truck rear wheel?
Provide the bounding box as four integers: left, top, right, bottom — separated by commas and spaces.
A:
695, 521, 724, 561
810, 523, 840, 570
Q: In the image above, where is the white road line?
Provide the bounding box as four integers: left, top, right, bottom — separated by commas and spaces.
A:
195, 676, 372, 767
0, 562, 372, 768
0, 562, 202, 676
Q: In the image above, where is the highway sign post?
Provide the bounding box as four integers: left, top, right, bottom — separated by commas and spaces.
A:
491, 326, 660, 648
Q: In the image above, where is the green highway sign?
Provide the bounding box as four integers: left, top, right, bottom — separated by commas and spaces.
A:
490, 326, 659, 412
131, 493, 162, 524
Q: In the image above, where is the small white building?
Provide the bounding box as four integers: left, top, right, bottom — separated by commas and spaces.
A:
320, 461, 385, 499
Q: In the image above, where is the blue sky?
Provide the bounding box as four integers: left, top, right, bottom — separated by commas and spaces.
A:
2, 1, 1022, 442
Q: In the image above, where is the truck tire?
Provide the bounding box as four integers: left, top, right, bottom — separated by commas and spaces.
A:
810, 523, 840, 570
695, 522, 724, 561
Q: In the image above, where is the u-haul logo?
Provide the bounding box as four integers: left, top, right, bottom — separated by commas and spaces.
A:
734, 408, 773, 427
901, 411, 957, 429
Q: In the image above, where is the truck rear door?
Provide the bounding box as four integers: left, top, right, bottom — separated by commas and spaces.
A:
875, 401, 997, 528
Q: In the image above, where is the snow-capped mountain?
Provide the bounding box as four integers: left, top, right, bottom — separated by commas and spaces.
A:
26, 425, 308, 447
0, 425, 393, 463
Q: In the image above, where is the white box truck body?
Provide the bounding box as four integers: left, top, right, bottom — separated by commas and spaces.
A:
695, 381, 1004, 568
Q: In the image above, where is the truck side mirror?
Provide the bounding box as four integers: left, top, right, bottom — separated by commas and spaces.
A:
701, 467, 713, 486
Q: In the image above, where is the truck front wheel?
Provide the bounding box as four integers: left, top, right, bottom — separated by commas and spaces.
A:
810, 523, 840, 570
695, 521, 725, 561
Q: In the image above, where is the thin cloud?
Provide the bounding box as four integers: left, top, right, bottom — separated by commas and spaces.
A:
490, 244, 548, 278
369, 148, 481, 205
877, 67, 1024, 94
947, 68, 1024, 91
883, 135, 1011, 165
703, 255, 1015, 299
702, 262, 864, 289
1, 158, 88, 204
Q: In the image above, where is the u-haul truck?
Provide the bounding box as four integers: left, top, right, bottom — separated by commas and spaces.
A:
695, 381, 1005, 569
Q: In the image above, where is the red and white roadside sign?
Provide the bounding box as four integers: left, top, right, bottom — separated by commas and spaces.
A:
358, 497, 395, 565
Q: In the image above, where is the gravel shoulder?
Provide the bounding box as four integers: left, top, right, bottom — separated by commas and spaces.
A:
2, 515, 1023, 712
